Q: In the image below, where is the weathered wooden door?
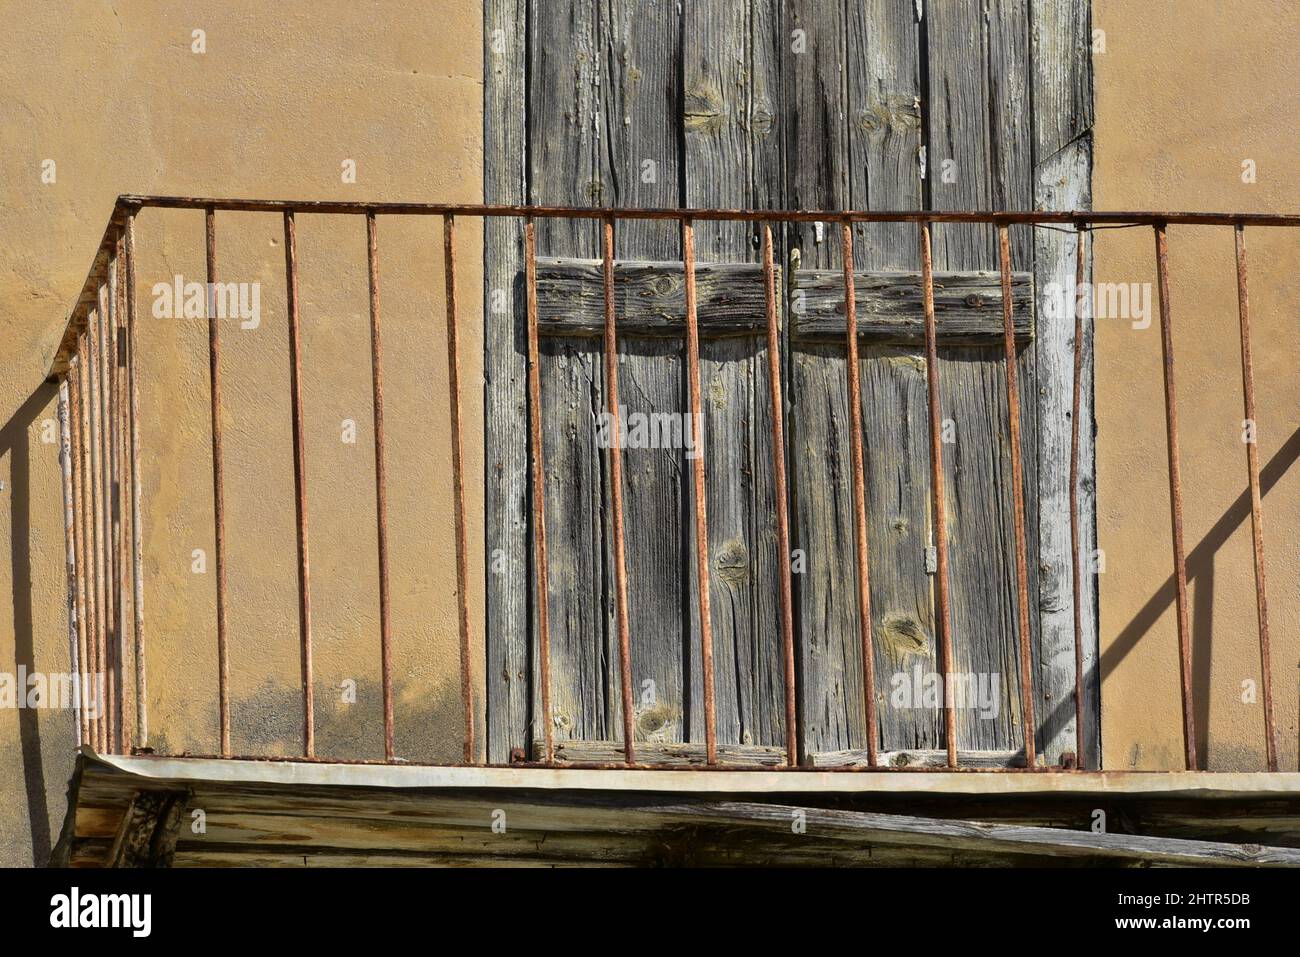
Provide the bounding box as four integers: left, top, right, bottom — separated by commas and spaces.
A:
484, 0, 1097, 768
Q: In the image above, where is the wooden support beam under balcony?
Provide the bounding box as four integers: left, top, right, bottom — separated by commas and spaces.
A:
53, 751, 1300, 868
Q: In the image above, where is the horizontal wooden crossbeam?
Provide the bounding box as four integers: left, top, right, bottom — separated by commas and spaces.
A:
533, 258, 1032, 344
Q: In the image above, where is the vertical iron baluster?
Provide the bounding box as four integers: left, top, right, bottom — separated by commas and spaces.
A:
443, 215, 477, 764
283, 211, 315, 757
1233, 224, 1278, 772
602, 217, 636, 766
999, 226, 1037, 769
920, 223, 957, 768
524, 219, 554, 764
682, 220, 718, 765
761, 225, 799, 767
205, 208, 231, 757
1153, 224, 1196, 771
366, 211, 396, 761
842, 220, 878, 768
124, 211, 147, 750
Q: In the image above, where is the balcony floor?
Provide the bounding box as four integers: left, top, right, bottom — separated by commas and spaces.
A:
52, 750, 1300, 867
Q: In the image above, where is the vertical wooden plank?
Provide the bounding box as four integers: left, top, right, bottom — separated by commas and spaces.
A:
599, 0, 686, 748
925, 0, 1036, 754
1031, 0, 1097, 767
682, 0, 786, 752
847, 0, 934, 757
530, 0, 616, 747
484, 0, 530, 762
785, 0, 857, 758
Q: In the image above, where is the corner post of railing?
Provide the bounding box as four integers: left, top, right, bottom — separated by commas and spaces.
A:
77, 326, 101, 752
56, 374, 81, 746
919, 220, 957, 769
1233, 222, 1278, 772
1152, 221, 1196, 771
122, 207, 147, 752
68, 356, 92, 749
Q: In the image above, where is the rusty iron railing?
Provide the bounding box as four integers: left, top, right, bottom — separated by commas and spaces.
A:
48, 196, 1297, 773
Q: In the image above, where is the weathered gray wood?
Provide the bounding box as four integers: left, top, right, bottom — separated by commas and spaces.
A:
786, 0, 856, 761
682, 0, 787, 751
813, 748, 1024, 769
792, 269, 1033, 342
600, 0, 686, 747
529, 0, 613, 749
1032, 0, 1097, 767
534, 259, 775, 337
483, 0, 529, 763
530, 738, 788, 767
68, 755, 1300, 867
106, 788, 189, 867
926, 0, 1039, 754
487, 0, 1092, 770
847, 2, 931, 760
656, 801, 1300, 867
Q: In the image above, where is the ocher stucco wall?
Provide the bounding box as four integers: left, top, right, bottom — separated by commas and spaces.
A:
0, 2, 483, 865
1093, 1, 1299, 769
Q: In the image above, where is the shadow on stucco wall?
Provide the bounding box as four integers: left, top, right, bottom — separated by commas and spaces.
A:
2, 381, 58, 865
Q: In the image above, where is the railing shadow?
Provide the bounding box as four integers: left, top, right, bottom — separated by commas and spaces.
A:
1040, 425, 1300, 769
1, 381, 59, 865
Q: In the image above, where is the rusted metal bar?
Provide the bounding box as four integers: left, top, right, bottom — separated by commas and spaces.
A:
682, 220, 718, 766
366, 211, 395, 762
78, 332, 102, 751
69, 364, 92, 747
114, 195, 1300, 228
101, 277, 117, 752
1153, 224, 1196, 771
1070, 226, 1088, 768
443, 215, 477, 765
205, 208, 231, 758
103, 272, 121, 752
112, 232, 129, 755
998, 227, 1037, 770
920, 223, 958, 769
523, 219, 554, 765
95, 287, 116, 752
602, 216, 636, 766
282, 211, 314, 758
841, 221, 878, 768
124, 211, 146, 750
763, 226, 798, 768
57, 378, 81, 746
50, 200, 1300, 382
1234, 225, 1278, 772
